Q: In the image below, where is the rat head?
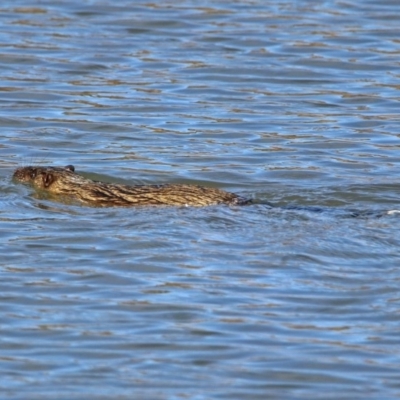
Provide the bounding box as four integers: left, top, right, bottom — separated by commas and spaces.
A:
13, 165, 76, 190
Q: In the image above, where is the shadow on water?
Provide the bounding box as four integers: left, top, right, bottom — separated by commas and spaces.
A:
251, 182, 400, 220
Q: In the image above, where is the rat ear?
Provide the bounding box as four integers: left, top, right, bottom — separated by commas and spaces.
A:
43, 173, 54, 188
64, 165, 75, 172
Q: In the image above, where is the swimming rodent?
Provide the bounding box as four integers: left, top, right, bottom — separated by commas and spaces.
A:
13, 165, 250, 207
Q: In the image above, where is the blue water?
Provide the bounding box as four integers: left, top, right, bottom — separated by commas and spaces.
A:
1, 1, 400, 399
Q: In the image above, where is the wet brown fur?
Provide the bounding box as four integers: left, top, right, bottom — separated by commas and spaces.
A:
13, 165, 250, 207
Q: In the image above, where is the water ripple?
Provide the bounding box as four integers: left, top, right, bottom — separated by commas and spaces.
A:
1, 0, 400, 399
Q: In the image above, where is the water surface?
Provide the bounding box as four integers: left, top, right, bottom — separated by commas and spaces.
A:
1, 0, 400, 399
